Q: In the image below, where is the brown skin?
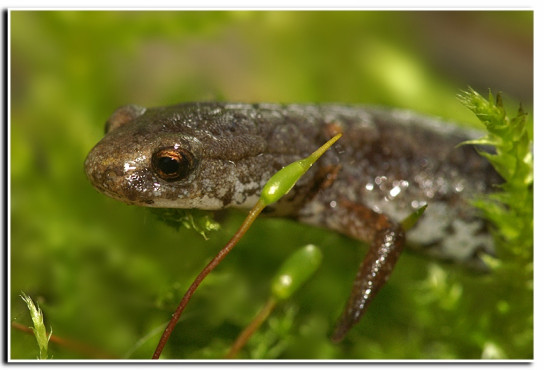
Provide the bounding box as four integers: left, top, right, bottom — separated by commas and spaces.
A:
85, 102, 500, 340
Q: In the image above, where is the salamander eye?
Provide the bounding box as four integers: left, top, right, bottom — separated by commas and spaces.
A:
152, 147, 195, 181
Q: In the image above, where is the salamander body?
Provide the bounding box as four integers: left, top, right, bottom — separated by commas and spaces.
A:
85, 102, 499, 340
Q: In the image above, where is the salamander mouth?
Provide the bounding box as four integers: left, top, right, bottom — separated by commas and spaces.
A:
86, 169, 157, 206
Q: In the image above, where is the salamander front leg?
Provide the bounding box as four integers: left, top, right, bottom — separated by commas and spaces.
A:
328, 200, 406, 342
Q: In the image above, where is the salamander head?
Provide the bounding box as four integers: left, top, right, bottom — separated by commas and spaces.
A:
84, 103, 268, 209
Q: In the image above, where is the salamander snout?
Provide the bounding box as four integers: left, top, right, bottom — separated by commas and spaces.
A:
84, 140, 157, 205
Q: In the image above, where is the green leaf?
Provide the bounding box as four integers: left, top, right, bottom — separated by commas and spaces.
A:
401, 205, 427, 231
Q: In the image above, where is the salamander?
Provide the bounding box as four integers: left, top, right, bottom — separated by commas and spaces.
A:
84, 102, 500, 341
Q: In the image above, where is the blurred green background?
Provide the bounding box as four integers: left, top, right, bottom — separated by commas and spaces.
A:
10, 11, 533, 360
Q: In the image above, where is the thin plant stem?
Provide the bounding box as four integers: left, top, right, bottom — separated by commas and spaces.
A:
152, 200, 266, 359
225, 298, 277, 359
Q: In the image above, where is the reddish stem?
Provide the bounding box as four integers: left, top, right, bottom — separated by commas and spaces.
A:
152, 200, 266, 359
225, 298, 277, 359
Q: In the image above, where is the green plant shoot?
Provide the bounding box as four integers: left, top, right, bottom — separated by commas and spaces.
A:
271, 244, 323, 300
20, 292, 51, 360
226, 244, 323, 358
452, 88, 533, 359
261, 133, 342, 205
457, 88, 533, 264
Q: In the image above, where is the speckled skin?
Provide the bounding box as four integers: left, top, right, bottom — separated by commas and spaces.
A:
85, 102, 500, 340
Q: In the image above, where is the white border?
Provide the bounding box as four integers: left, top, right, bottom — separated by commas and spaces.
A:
4, 4, 538, 367
0, 0, 537, 9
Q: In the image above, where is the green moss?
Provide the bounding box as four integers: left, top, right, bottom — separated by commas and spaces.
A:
150, 209, 220, 240
457, 89, 533, 359
458, 88, 533, 265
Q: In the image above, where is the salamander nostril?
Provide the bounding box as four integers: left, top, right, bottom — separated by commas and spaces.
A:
100, 169, 118, 189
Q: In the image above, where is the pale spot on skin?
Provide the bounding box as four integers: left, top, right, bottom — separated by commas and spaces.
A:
442, 219, 492, 261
